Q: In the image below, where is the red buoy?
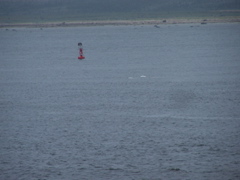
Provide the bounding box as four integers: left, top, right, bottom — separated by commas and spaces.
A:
78, 42, 85, 60
78, 55, 85, 60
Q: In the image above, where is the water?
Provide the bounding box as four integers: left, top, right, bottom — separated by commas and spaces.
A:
0, 23, 240, 180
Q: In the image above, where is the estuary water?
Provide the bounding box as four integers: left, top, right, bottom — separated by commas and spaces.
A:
0, 23, 240, 180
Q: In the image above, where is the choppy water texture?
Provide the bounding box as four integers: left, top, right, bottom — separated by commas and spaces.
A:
1, 23, 240, 180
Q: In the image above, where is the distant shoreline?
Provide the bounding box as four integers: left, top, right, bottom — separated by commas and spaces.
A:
1, 18, 240, 28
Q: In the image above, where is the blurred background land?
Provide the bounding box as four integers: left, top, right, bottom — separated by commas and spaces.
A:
0, 0, 240, 27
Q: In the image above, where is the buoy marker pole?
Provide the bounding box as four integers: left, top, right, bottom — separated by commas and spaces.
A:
78, 42, 85, 59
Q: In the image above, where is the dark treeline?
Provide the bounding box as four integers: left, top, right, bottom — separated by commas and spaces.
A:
0, 0, 239, 23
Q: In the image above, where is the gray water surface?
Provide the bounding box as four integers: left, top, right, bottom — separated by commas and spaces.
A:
1, 23, 240, 180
